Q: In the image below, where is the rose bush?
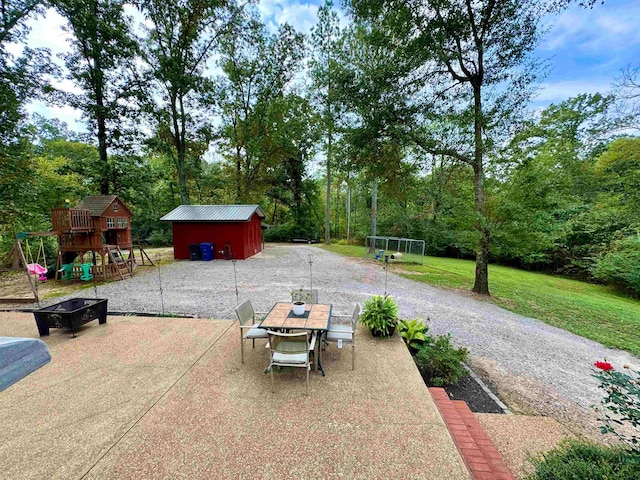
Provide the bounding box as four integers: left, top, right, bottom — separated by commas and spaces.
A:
593, 360, 640, 449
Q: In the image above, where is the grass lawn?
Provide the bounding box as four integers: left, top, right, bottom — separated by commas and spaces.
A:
319, 244, 640, 357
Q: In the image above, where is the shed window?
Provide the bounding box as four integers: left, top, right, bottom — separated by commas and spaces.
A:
113, 204, 119, 212
117, 218, 124, 228
107, 218, 114, 228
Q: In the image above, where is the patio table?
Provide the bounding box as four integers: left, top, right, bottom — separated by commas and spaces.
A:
259, 302, 332, 375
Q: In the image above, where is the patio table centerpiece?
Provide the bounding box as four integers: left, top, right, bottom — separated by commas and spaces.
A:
292, 301, 306, 316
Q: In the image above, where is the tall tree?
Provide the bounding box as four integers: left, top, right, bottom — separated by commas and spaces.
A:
310, 0, 344, 244
351, 0, 545, 295
55, 0, 139, 194
137, 0, 239, 204
216, 13, 304, 203
0, 0, 52, 230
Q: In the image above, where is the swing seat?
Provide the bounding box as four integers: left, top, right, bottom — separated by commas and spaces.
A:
27, 263, 47, 281
79, 263, 93, 281
59, 263, 75, 280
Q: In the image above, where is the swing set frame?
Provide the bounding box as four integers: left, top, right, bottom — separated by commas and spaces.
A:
0, 231, 56, 303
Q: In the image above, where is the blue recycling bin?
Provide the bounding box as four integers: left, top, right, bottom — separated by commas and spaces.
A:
200, 242, 214, 261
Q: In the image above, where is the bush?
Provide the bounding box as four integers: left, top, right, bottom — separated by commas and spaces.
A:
590, 237, 640, 296
593, 361, 640, 449
414, 334, 468, 386
147, 230, 172, 247
263, 223, 320, 242
360, 295, 399, 337
526, 440, 640, 480
398, 318, 430, 353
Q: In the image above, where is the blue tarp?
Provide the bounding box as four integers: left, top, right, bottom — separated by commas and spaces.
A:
0, 337, 51, 392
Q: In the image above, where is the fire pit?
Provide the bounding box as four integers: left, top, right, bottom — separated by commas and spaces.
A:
33, 298, 108, 338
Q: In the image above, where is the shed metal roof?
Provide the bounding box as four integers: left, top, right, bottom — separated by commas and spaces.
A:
160, 205, 265, 222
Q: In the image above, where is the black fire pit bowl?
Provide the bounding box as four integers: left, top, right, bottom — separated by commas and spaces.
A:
34, 298, 108, 338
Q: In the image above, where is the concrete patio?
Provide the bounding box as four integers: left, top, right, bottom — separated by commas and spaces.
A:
0, 312, 469, 479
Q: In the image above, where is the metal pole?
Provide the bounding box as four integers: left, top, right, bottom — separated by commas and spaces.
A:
232, 259, 239, 305
384, 255, 389, 296
308, 254, 314, 291
421, 241, 425, 265
156, 255, 165, 316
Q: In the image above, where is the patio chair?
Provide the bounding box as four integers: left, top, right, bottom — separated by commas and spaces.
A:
267, 330, 316, 396
235, 300, 268, 364
291, 289, 319, 304
326, 304, 361, 370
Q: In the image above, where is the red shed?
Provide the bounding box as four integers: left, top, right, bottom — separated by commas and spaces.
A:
160, 205, 265, 260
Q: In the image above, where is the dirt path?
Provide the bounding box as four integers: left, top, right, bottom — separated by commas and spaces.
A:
23, 244, 640, 436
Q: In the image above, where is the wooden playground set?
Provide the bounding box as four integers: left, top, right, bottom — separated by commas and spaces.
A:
1, 195, 153, 303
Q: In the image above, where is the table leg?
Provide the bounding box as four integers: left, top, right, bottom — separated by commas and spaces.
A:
315, 331, 325, 376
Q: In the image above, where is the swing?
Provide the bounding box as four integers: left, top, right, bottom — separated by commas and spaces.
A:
24, 237, 48, 281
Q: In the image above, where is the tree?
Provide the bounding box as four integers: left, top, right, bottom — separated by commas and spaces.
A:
55, 0, 139, 194
216, 13, 305, 203
351, 0, 545, 295
309, 0, 344, 244
0, 1, 53, 231
137, 0, 239, 204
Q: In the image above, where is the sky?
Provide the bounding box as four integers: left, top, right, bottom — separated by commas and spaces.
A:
12, 0, 640, 132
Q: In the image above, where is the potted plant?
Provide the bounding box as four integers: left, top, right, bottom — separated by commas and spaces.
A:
360, 295, 399, 337
292, 301, 305, 315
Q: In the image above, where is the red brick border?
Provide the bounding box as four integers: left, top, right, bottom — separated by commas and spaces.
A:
430, 388, 515, 480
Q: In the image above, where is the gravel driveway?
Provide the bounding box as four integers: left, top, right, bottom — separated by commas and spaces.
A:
38, 244, 640, 433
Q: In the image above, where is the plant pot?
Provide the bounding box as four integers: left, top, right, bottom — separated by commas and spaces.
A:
292, 302, 305, 316
370, 325, 396, 337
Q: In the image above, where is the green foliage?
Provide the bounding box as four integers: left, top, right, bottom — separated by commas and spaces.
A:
146, 230, 172, 247
591, 237, 640, 296
398, 319, 430, 352
263, 223, 320, 243
360, 295, 399, 337
526, 440, 640, 480
593, 363, 640, 448
414, 334, 468, 387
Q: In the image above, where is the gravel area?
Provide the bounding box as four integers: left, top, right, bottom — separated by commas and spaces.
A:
32, 244, 640, 433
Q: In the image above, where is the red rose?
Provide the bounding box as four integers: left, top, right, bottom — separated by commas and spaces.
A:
594, 361, 614, 371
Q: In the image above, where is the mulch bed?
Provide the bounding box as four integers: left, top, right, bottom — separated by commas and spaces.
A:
417, 367, 505, 414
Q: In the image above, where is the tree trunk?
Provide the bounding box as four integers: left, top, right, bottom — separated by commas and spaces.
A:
371, 179, 377, 237
346, 183, 351, 241
471, 83, 490, 295
325, 128, 331, 244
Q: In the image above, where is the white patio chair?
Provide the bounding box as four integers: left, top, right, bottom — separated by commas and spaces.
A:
235, 300, 268, 364
325, 304, 361, 370
267, 330, 316, 396
291, 289, 319, 304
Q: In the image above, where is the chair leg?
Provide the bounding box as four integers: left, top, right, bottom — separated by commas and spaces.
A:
240, 335, 245, 364
306, 365, 310, 396
252, 338, 255, 349
270, 365, 275, 393
352, 343, 355, 370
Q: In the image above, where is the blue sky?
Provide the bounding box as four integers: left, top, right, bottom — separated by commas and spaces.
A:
14, 0, 640, 130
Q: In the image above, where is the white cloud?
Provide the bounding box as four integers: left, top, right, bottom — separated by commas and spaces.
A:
542, 2, 640, 53
536, 80, 612, 103
27, 100, 86, 132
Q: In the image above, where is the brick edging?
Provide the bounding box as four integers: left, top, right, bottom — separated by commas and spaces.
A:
430, 387, 515, 480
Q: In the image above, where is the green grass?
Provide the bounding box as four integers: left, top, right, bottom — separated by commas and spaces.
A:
319, 244, 640, 357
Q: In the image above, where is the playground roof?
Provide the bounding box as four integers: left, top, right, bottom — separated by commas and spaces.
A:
77, 195, 131, 217
160, 205, 265, 222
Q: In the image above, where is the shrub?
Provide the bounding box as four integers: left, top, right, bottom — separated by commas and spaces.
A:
398, 318, 430, 352
593, 361, 640, 449
414, 334, 468, 386
360, 295, 399, 337
263, 223, 320, 242
526, 440, 640, 480
590, 237, 640, 296
147, 230, 172, 246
